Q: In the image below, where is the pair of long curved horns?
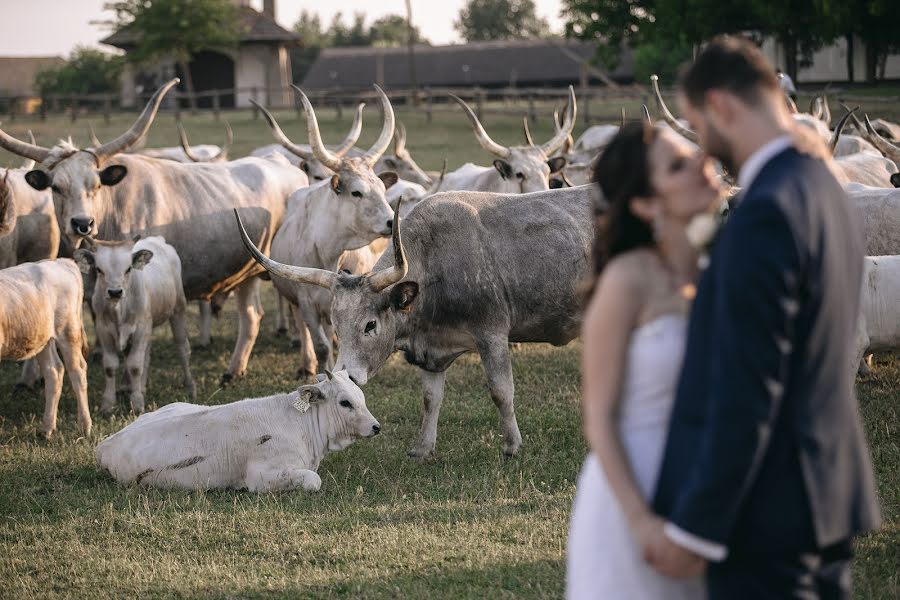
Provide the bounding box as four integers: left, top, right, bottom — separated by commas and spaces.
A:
641, 104, 652, 125
650, 75, 699, 143
234, 198, 408, 294
251, 99, 365, 165
177, 121, 233, 162
21, 131, 36, 170
829, 106, 857, 154
292, 84, 394, 171
452, 87, 577, 158
861, 113, 900, 164
0, 79, 179, 165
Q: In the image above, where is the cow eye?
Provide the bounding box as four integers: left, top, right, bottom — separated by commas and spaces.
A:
314, 176, 324, 181
351, 190, 363, 198
516, 172, 525, 180
339, 399, 353, 409
364, 320, 376, 334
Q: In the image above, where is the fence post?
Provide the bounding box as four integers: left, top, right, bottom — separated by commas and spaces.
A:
476, 88, 484, 121
103, 96, 112, 124
528, 93, 536, 123
213, 91, 221, 121
584, 92, 592, 125
426, 88, 433, 123
252, 87, 259, 119
335, 94, 343, 120
40, 97, 47, 122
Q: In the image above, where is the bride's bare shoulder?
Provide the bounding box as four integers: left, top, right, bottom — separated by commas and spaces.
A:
601, 248, 658, 290
583, 249, 655, 324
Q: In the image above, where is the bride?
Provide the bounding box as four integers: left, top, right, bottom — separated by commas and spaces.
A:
567, 121, 725, 599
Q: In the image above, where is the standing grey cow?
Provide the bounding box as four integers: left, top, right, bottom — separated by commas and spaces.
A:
257, 86, 397, 378
434, 88, 575, 194
0, 79, 309, 383
75, 236, 195, 415
236, 184, 597, 458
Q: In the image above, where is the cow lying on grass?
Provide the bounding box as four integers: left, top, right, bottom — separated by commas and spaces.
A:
95, 370, 380, 492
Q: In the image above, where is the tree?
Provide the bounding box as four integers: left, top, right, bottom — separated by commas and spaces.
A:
35, 46, 124, 96
293, 9, 329, 48
369, 15, 428, 48
455, 0, 550, 42
102, 0, 240, 111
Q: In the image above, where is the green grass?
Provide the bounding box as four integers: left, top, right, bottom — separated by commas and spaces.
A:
0, 99, 897, 598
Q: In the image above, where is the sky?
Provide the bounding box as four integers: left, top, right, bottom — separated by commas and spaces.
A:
0, 0, 566, 57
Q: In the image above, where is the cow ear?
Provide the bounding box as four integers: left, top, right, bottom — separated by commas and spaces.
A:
24, 170, 51, 191
331, 174, 343, 195
300, 161, 309, 173
892, 173, 900, 188
389, 281, 419, 312
99, 164, 128, 186
378, 171, 398, 189
298, 385, 326, 404
493, 159, 513, 180
131, 249, 153, 270
547, 156, 567, 173
73, 249, 95, 274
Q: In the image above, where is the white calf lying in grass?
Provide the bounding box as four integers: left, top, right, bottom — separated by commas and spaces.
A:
854, 255, 900, 375
75, 236, 195, 415
95, 370, 381, 492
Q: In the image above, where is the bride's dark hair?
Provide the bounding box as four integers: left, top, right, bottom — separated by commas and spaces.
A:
584, 121, 658, 300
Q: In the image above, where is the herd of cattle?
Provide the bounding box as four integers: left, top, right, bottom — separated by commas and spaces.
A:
0, 76, 898, 492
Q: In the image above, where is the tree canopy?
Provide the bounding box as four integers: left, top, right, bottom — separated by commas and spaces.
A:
35, 47, 124, 96
454, 0, 550, 42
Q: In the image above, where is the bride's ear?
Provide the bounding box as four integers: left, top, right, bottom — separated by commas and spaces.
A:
628, 196, 659, 224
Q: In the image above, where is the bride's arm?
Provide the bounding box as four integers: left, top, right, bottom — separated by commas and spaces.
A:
581, 258, 656, 532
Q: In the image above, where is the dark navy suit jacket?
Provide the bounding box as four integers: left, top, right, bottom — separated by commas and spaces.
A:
653, 147, 881, 556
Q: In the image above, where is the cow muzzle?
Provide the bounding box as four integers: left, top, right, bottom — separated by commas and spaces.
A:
70, 216, 95, 237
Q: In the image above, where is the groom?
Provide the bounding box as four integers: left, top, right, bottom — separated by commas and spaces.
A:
646, 37, 881, 598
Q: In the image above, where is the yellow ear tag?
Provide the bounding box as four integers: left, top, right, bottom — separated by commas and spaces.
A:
292, 392, 311, 414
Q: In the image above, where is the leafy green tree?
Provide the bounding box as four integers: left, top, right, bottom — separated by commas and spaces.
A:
102, 0, 240, 110
35, 47, 124, 96
455, 0, 549, 42
561, 0, 655, 70
293, 9, 329, 48
369, 15, 429, 48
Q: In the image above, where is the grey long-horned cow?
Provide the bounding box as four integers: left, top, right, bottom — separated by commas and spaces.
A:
236, 184, 597, 458
434, 87, 576, 194
0, 78, 310, 382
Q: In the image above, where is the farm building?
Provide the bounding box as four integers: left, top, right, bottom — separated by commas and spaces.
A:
301, 39, 634, 91
101, 0, 298, 109
0, 56, 65, 113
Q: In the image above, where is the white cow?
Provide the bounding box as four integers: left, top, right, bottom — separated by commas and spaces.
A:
853, 255, 900, 376
95, 370, 380, 492
75, 236, 194, 414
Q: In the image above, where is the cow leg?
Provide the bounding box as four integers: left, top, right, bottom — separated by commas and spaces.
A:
57, 326, 91, 436
17, 358, 41, 390
100, 347, 120, 415
222, 277, 263, 383
477, 337, 521, 457
126, 336, 149, 415
275, 294, 288, 336
288, 303, 302, 347
296, 303, 331, 375
408, 369, 447, 459
292, 303, 316, 380
35, 341, 64, 437
245, 465, 321, 493
170, 309, 196, 399
197, 300, 212, 348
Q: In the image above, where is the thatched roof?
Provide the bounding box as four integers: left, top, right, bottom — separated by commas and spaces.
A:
301, 39, 632, 90
101, 6, 298, 50
0, 56, 65, 96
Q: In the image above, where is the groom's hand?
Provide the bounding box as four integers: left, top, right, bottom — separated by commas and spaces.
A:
643, 522, 707, 579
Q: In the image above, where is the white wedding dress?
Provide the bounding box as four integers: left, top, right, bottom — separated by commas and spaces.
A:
566, 314, 706, 599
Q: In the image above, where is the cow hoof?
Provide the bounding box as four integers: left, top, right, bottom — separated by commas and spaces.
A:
220, 372, 234, 386
407, 446, 435, 461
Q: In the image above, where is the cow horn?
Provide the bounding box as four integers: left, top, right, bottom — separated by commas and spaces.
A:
830, 106, 857, 155
177, 121, 233, 162
650, 75, 698, 143
0, 121, 51, 164
361, 84, 396, 167
20, 131, 37, 170
810, 97, 824, 120
541, 86, 577, 157
522, 117, 534, 146
368, 198, 408, 292
89, 124, 102, 148
822, 95, 832, 125
324, 368, 335, 380
250, 99, 315, 162
96, 78, 179, 159
553, 106, 575, 155
291, 85, 343, 171
641, 104, 652, 126
333, 102, 365, 157
234, 209, 336, 289
394, 121, 407, 154
785, 94, 799, 114
449, 93, 510, 158
863, 114, 900, 164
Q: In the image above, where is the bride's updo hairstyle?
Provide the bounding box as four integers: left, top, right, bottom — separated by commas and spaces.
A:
584, 121, 658, 299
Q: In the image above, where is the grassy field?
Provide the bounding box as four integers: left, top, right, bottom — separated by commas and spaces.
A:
0, 99, 898, 598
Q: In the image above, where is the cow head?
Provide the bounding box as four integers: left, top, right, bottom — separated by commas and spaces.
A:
235, 197, 412, 386
252, 99, 365, 183
0, 79, 179, 246
300, 369, 381, 450
176, 121, 233, 162
74, 238, 153, 304
374, 122, 434, 187
450, 86, 577, 193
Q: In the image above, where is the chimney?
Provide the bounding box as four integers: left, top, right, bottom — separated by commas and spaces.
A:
263, 0, 275, 20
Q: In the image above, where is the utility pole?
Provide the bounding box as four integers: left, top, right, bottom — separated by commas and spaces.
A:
405, 0, 419, 95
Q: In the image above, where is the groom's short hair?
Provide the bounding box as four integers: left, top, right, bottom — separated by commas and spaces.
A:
679, 35, 779, 108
